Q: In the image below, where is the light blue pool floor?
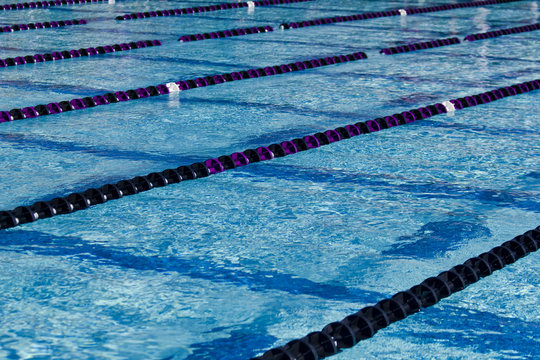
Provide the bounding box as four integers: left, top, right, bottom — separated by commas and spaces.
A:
0, 1, 539, 359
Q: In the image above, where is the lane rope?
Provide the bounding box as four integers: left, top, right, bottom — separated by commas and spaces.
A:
115, 0, 314, 21
0, 40, 161, 68
178, 26, 273, 43
279, 0, 522, 30
251, 226, 540, 359
0, 79, 537, 230
0, 51, 367, 122
464, 23, 540, 41
0, 0, 106, 11
380, 37, 460, 55
0, 18, 87, 33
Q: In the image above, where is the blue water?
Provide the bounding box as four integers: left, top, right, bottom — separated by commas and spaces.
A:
0, 0, 539, 359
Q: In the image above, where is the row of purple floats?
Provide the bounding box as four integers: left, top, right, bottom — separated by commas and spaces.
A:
115, 0, 517, 22
0, 52, 367, 122
278, 0, 519, 30
0, 39, 160, 67
464, 23, 540, 41
115, 0, 313, 21
178, 26, 272, 42
0, 18, 86, 33
0, 0, 104, 11
1, 79, 537, 230
379, 23, 539, 54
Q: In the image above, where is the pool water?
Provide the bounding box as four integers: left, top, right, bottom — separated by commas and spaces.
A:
0, 0, 539, 359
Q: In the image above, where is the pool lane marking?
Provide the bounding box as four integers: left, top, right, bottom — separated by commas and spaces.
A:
380, 37, 460, 55
115, 0, 315, 21
0, 40, 162, 68
0, 51, 368, 122
464, 23, 540, 41
0, 0, 106, 11
279, 0, 522, 29
251, 226, 540, 360
380, 23, 540, 56
0, 18, 88, 33
0, 79, 537, 230
178, 25, 273, 43
379, 22, 539, 55
1, 17, 538, 119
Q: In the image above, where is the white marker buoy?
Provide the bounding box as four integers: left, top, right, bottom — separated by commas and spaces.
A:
398, 9, 407, 16
166, 82, 180, 92
442, 100, 456, 113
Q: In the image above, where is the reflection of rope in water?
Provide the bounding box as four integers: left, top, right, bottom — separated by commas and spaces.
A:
0, 79, 537, 231
252, 226, 540, 359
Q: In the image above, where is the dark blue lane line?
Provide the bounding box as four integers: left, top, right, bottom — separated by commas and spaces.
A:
422, 119, 540, 137
215, 33, 359, 50
236, 36, 359, 51
179, 314, 281, 360
0, 132, 190, 165
383, 221, 492, 259
396, 304, 540, 356
0, 79, 112, 98
0, 230, 383, 304
184, 260, 540, 360
231, 164, 540, 213
128, 54, 256, 69
185, 97, 363, 125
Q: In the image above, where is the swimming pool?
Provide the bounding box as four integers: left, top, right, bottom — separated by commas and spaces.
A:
0, 0, 539, 358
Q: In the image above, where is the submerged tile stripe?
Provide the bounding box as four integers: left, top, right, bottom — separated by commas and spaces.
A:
251, 226, 540, 360
179, 26, 273, 43
464, 23, 540, 41
0, 18, 87, 33
0, 79, 537, 231
0, 51, 367, 122
115, 0, 314, 21
0, 40, 162, 68
380, 37, 460, 55
279, 0, 522, 29
0, 0, 106, 11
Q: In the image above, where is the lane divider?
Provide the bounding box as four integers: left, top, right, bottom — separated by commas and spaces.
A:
380, 37, 460, 55
279, 0, 521, 30
115, 0, 314, 21
1, 0, 106, 11
0, 51, 367, 122
179, 26, 273, 43
464, 23, 540, 41
0, 40, 162, 68
0, 79, 537, 230
251, 226, 540, 360
0, 18, 87, 33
